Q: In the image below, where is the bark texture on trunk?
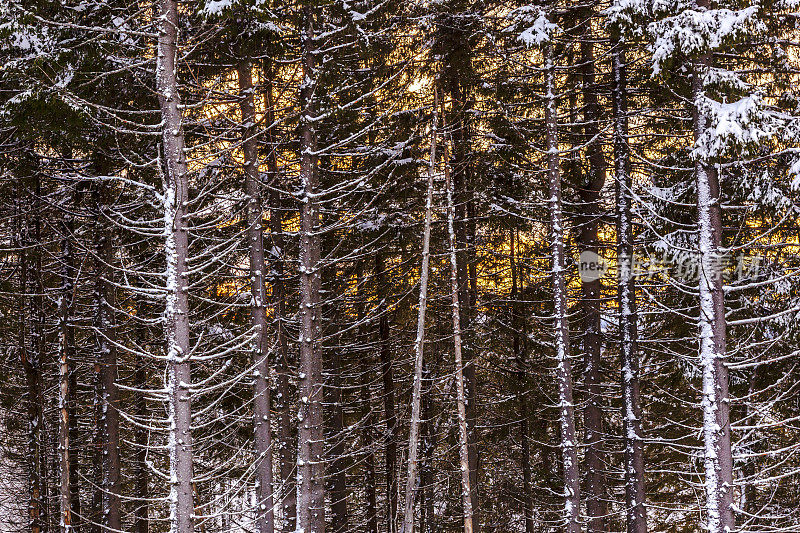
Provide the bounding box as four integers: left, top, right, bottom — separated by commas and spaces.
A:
297, 5, 326, 532
356, 265, 379, 533
510, 230, 534, 533
260, 56, 296, 533
237, 59, 276, 533
377, 253, 398, 533
94, 181, 122, 533
156, 0, 195, 530
611, 33, 647, 533
691, 47, 734, 533
544, 42, 581, 533
578, 28, 608, 533
401, 86, 437, 533
58, 191, 77, 533
18, 203, 47, 533
445, 130, 474, 533
327, 348, 349, 533
447, 80, 480, 533
134, 352, 150, 533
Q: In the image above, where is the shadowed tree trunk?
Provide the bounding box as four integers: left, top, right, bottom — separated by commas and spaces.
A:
296, 4, 326, 531
578, 24, 608, 533
510, 229, 534, 533
57, 184, 78, 533
377, 253, 398, 533
260, 55, 296, 533
611, 30, 647, 533
93, 180, 122, 533
237, 58, 276, 533
17, 193, 47, 533
355, 264, 379, 533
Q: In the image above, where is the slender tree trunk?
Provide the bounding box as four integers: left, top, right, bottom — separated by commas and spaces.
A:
578, 27, 608, 533
32, 178, 52, 533
331, 362, 350, 532
238, 59, 276, 533
444, 129, 474, 533
510, 230, 535, 533
356, 264, 378, 533
261, 56, 296, 533
401, 85, 438, 533
326, 325, 348, 532
91, 363, 103, 533
447, 80, 480, 532
544, 42, 581, 533
18, 203, 46, 533
691, 43, 734, 533
420, 360, 436, 533
93, 181, 122, 532
362, 406, 379, 533
611, 33, 647, 533
134, 350, 149, 533
297, 5, 326, 531
156, 0, 195, 529
376, 253, 398, 533
57, 189, 77, 533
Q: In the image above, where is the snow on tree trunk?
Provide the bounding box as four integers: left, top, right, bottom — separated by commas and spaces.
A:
58, 194, 76, 533
260, 57, 296, 533
611, 32, 647, 533
296, 4, 326, 532
17, 206, 46, 533
445, 122, 475, 533
544, 42, 581, 533
377, 251, 398, 533
237, 59, 276, 533
692, 54, 734, 533
578, 27, 608, 533
156, 0, 195, 530
94, 182, 122, 532
401, 84, 438, 533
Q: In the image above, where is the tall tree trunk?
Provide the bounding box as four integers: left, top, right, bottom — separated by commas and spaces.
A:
362, 401, 379, 533
18, 200, 46, 533
420, 359, 437, 533
237, 59, 276, 533
156, 0, 195, 529
93, 181, 122, 533
545, 42, 581, 533
448, 79, 480, 533
296, 5, 326, 532
691, 41, 734, 533
133, 350, 150, 533
445, 129, 474, 533
356, 264, 378, 533
401, 85, 437, 533
33, 180, 52, 533
510, 230, 534, 533
578, 25, 608, 533
326, 329, 348, 533
261, 56, 296, 533
58, 188, 77, 533
611, 32, 647, 533
376, 253, 398, 533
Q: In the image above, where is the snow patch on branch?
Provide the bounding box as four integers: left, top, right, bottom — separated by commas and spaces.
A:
650, 6, 761, 74
506, 6, 557, 47
694, 94, 776, 159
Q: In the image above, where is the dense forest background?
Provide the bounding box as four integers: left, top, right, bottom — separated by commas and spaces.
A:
2, 0, 800, 532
